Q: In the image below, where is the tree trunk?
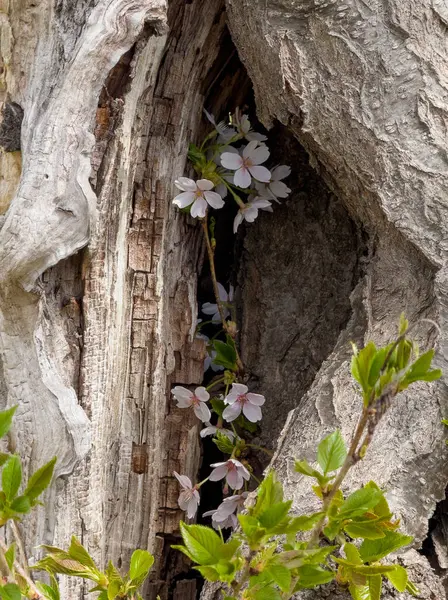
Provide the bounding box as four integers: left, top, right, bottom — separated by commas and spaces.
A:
0, 0, 447, 599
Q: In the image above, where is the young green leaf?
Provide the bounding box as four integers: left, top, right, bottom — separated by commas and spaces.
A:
24, 456, 56, 503
338, 486, 383, 519
351, 341, 377, 401
368, 573, 382, 600
129, 549, 154, 585
2, 455, 22, 502
252, 585, 282, 600
348, 584, 370, 600
294, 564, 334, 589
344, 521, 386, 540
317, 431, 347, 475
258, 501, 292, 530
0, 407, 17, 440
179, 522, 223, 565
212, 431, 235, 454
252, 471, 284, 517
286, 512, 324, 533
0, 583, 21, 600
266, 564, 291, 593
344, 543, 362, 565
4, 544, 14, 571
399, 349, 441, 390
212, 340, 237, 371
194, 565, 220, 581
37, 581, 60, 600
360, 530, 413, 563
68, 537, 97, 570
385, 564, 408, 592
10, 495, 31, 514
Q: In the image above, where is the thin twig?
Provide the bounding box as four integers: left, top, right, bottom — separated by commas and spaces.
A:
0, 538, 42, 599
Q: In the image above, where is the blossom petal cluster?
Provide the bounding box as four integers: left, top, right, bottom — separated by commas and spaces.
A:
209, 458, 250, 490
223, 383, 265, 422
174, 472, 200, 518
221, 141, 271, 188
173, 178, 224, 218
172, 386, 211, 422
203, 491, 248, 530
202, 283, 234, 322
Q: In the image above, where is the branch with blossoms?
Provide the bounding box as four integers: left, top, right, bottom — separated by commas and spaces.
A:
170, 108, 290, 529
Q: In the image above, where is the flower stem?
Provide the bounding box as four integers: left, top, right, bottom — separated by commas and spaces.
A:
247, 443, 274, 457
201, 216, 244, 373
206, 377, 226, 392
221, 179, 246, 210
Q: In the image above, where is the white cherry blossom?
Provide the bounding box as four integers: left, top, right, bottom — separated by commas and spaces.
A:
221, 141, 271, 188
173, 177, 224, 218
209, 458, 250, 490
173, 472, 200, 518
233, 197, 272, 233
200, 423, 235, 440
234, 109, 267, 142
202, 282, 234, 322
223, 383, 265, 423
203, 492, 248, 530
255, 165, 291, 203
172, 386, 211, 422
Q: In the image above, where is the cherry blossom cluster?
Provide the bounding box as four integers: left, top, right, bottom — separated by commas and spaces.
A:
172, 108, 291, 233
170, 109, 287, 532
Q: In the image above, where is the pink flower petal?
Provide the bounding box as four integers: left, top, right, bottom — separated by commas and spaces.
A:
242, 140, 259, 159
209, 464, 229, 481
250, 145, 270, 165
234, 167, 251, 188
233, 212, 244, 233
248, 165, 271, 183
173, 191, 195, 208
243, 206, 259, 223
176, 397, 193, 408
232, 383, 248, 395
174, 471, 192, 490
172, 386, 193, 400
174, 177, 197, 192
222, 402, 242, 422
270, 180, 291, 198
226, 469, 243, 490
204, 191, 225, 209
195, 387, 210, 402
247, 393, 265, 406
221, 152, 243, 170
242, 402, 262, 422
197, 179, 215, 191
271, 165, 291, 180
194, 402, 211, 422
186, 494, 199, 518
190, 197, 208, 218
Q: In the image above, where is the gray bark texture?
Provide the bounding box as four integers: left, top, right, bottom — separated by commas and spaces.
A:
0, 0, 446, 599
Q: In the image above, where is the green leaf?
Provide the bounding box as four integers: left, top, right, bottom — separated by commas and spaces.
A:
294, 460, 328, 485
212, 340, 237, 371
10, 495, 31, 514
351, 342, 377, 399
213, 432, 235, 454
4, 544, 14, 571
368, 573, 382, 600
210, 397, 225, 417
2, 456, 21, 502
338, 487, 383, 519
252, 471, 283, 517
129, 549, 154, 585
344, 543, 362, 565
24, 456, 56, 502
295, 564, 334, 589
385, 565, 408, 592
353, 565, 396, 575
266, 564, 291, 593
344, 521, 386, 540
179, 522, 223, 565
317, 431, 347, 475
194, 565, 220, 581
252, 585, 282, 600
400, 349, 442, 389
286, 512, 323, 533
360, 530, 413, 563
68, 537, 97, 569
349, 584, 370, 600
0, 583, 21, 600
0, 407, 17, 440
36, 581, 60, 600
258, 501, 292, 529
364, 481, 391, 519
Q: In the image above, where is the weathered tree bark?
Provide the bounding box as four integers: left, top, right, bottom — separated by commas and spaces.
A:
0, 0, 447, 599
